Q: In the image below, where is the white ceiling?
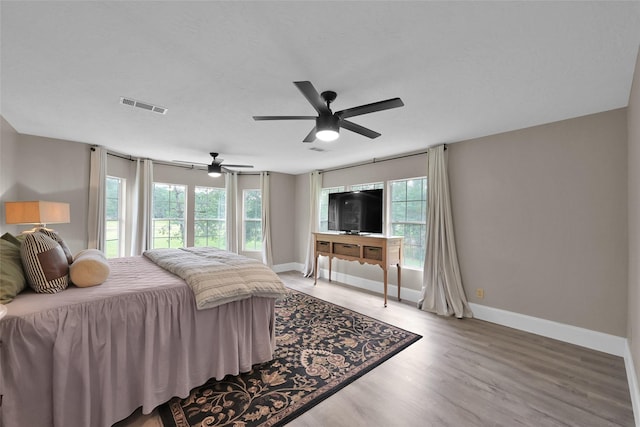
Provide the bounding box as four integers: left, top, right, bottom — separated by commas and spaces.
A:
2, 1, 640, 175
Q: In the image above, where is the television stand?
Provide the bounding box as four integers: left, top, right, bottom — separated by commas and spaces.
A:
312, 232, 403, 307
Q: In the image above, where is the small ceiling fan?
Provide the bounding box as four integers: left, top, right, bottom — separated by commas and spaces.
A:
174, 152, 253, 177
253, 81, 404, 143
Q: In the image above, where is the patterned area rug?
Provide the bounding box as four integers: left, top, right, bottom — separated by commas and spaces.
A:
159, 289, 421, 427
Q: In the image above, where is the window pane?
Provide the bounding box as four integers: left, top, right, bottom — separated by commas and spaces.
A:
105, 176, 124, 258
390, 177, 427, 267
194, 186, 226, 249
152, 183, 186, 248
243, 190, 262, 251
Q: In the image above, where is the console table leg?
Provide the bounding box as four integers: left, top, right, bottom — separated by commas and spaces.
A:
397, 264, 402, 302
383, 269, 388, 307
314, 255, 318, 286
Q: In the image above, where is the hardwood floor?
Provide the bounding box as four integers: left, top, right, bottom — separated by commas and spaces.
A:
117, 271, 635, 427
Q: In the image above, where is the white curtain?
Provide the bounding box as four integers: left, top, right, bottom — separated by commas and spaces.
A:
260, 172, 273, 266
87, 146, 107, 250
225, 172, 238, 253
303, 171, 322, 277
418, 145, 473, 318
130, 159, 153, 255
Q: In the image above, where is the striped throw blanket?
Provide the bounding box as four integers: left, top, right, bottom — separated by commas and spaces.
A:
143, 247, 288, 309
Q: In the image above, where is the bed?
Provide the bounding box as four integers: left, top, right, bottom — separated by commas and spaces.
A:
0, 248, 288, 427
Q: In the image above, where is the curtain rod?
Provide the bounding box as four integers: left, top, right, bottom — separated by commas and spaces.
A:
102, 148, 265, 175
318, 144, 445, 174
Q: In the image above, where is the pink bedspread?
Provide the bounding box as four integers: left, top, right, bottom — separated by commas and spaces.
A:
0, 256, 280, 427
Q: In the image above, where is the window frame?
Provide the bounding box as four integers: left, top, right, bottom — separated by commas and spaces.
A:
242, 188, 262, 252
389, 176, 428, 269
105, 175, 125, 258
194, 185, 227, 249
151, 182, 187, 249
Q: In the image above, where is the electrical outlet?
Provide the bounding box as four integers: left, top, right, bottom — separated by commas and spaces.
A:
476, 288, 484, 299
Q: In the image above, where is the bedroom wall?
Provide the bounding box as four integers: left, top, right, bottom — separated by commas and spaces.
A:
627, 45, 640, 391
1, 131, 91, 254
448, 108, 628, 337
0, 117, 20, 235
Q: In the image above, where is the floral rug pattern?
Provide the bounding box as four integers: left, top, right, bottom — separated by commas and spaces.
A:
159, 289, 421, 427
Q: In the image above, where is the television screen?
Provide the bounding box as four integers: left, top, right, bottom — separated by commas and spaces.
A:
328, 189, 383, 234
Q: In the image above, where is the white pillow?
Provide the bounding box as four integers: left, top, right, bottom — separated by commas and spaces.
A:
70, 249, 110, 287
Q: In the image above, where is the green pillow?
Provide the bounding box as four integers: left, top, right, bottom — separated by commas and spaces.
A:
1, 232, 22, 247
0, 238, 27, 303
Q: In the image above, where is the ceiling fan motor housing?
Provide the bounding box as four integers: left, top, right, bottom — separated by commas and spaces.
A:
316, 114, 339, 132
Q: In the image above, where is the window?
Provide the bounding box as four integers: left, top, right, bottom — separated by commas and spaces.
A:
105, 176, 125, 258
243, 189, 262, 251
349, 182, 384, 191
152, 183, 186, 248
319, 186, 344, 231
390, 177, 427, 268
194, 186, 226, 249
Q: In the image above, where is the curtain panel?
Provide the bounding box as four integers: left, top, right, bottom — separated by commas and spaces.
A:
225, 172, 238, 253
260, 172, 273, 266
130, 159, 153, 256
418, 145, 472, 318
88, 146, 107, 251
303, 171, 322, 277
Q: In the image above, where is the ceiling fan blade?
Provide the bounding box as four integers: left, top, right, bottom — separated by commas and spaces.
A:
294, 81, 331, 115
340, 119, 381, 139
253, 115, 316, 121
302, 126, 317, 143
336, 97, 404, 119
223, 164, 254, 168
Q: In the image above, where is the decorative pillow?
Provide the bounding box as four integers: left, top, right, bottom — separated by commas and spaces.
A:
20, 232, 69, 294
1, 232, 22, 248
70, 249, 110, 287
0, 239, 27, 303
36, 228, 73, 264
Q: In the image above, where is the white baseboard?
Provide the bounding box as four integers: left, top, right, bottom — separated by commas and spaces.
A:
272, 262, 303, 273
624, 342, 640, 427
316, 268, 423, 303
468, 302, 626, 357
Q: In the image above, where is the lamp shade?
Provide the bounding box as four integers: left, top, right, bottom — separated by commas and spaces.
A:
5, 201, 70, 226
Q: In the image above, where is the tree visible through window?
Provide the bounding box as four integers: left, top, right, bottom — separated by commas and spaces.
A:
105, 176, 124, 258
152, 183, 186, 248
390, 177, 427, 268
243, 189, 262, 251
194, 186, 226, 249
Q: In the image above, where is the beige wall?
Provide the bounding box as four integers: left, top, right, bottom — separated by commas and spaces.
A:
0, 117, 20, 234
0, 131, 91, 254
448, 109, 628, 336
628, 46, 640, 385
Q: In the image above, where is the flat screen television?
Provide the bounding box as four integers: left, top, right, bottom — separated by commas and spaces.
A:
328, 189, 383, 234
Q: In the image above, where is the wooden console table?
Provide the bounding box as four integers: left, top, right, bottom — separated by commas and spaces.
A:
312, 232, 403, 307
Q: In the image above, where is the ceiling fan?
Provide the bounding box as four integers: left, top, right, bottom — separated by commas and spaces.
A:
253, 81, 404, 143
174, 152, 253, 177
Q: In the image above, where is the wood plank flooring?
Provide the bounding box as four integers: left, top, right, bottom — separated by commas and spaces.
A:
116, 271, 635, 427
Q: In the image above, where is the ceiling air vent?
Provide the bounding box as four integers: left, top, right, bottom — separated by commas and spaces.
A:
309, 147, 326, 152
120, 97, 167, 115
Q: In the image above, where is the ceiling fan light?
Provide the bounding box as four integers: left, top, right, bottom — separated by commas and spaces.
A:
208, 163, 222, 177
316, 129, 339, 142
316, 115, 340, 142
